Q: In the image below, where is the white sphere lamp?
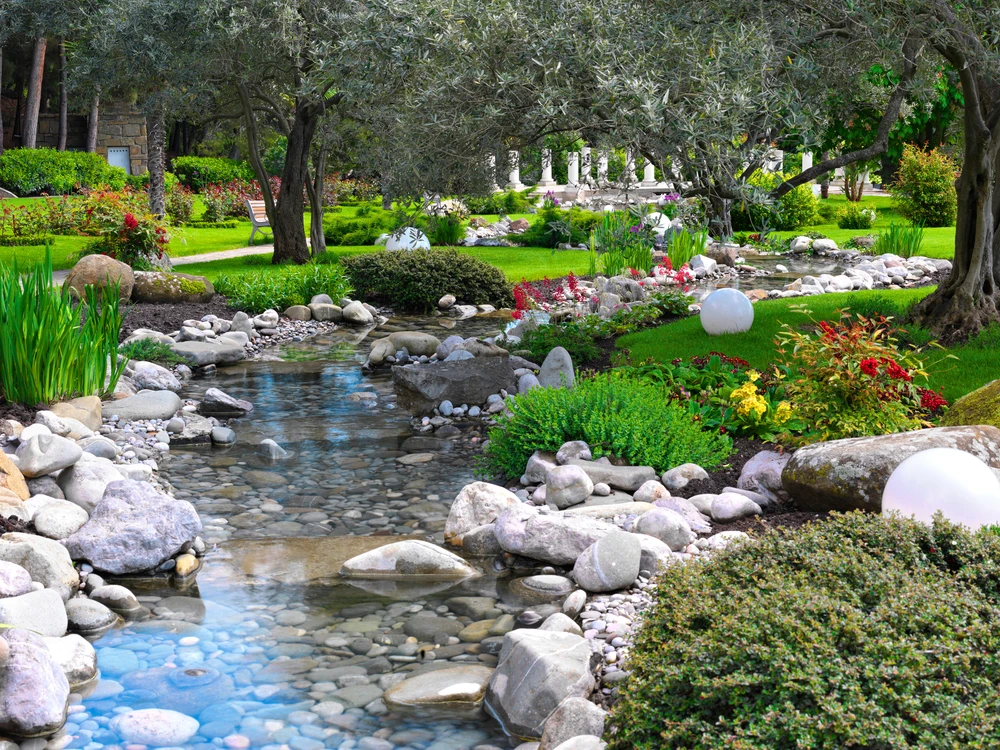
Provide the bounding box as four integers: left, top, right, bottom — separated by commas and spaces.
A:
385, 227, 431, 252
882, 447, 1000, 529
699, 288, 754, 335
643, 211, 671, 235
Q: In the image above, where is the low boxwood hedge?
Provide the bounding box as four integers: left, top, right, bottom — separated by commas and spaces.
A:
0, 149, 127, 195
341, 249, 513, 312
608, 511, 1000, 749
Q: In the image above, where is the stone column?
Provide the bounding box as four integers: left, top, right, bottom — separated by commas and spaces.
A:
596, 151, 609, 184
641, 159, 657, 187
487, 154, 501, 192
580, 146, 592, 186
623, 148, 637, 187
537, 148, 557, 187
567, 152, 580, 186
801, 151, 813, 173
506, 150, 525, 191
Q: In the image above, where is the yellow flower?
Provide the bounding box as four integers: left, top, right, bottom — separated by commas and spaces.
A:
736, 394, 767, 420
730, 382, 758, 401
746, 370, 760, 382
775, 401, 793, 424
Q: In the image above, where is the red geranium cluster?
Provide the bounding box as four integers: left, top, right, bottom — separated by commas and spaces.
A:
655, 257, 695, 284
122, 212, 139, 232
859, 356, 913, 382
919, 388, 948, 413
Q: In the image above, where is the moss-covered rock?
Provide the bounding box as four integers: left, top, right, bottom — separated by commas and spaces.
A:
942, 379, 1000, 429
132, 271, 214, 304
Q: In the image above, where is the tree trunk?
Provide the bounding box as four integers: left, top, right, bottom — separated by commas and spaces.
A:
57, 41, 67, 151
86, 94, 99, 152
22, 37, 47, 149
272, 101, 317, 264
707, 191, 732, 239
820, 151, 830, 199
306, 145, 327, 256
147, 103, 167, 218
0, 48, 5, 156
910, 134, 1000, 342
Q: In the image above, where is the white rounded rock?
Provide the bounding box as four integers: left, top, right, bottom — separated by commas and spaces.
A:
110, 709, 200, 747
385, 227, 431, 252
700, 288, 754, 335
882, 447, 1000, 529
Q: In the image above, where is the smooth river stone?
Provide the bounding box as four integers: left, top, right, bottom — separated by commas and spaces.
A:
382, 665, 493, 719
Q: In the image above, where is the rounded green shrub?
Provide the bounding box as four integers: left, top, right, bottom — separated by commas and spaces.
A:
171, 156, 253, 192
481, 371, 732, 478
732, 170, 818, 232
890, 146, 958, 227
608, 512, 1000, 750
342, 249, 513, 312
0, 149, 127, 195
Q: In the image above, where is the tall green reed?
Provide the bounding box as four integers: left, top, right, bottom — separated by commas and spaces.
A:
0, 248, 125, 405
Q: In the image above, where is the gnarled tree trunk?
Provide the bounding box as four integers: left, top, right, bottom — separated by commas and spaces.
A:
0, 48, 4, 156
147, 103, 167, 218
57, 41, 68, 151
86, 94, 99, 152
707, 190, 733, 239
272, 101, 317, 264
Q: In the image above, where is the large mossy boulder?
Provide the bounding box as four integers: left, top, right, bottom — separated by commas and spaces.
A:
64, 255, 134, 302
132, 271, 214, 304
942, 379, 1000, 429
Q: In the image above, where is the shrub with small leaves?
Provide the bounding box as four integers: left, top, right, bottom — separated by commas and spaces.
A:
608, 511, 1000, 750
890, 146, 958, 227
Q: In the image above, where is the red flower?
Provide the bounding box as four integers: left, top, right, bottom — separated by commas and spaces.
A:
123, 213, 139, 231
860, 358, 880, 377
567, 272, 578, 292
818, 321, 839, 340
885, 360, 913, 382
920, 388, 948, 411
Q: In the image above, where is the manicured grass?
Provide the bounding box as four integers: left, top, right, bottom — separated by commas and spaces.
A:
774, 194, 956, 260
617, 288, 999, 403
181, 245, 593, 283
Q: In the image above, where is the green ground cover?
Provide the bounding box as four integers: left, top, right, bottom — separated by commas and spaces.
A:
775, 194, 956, 259
617, 288, 997, 402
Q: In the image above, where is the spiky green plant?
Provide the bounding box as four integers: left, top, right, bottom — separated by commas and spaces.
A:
667, 228, 710, 270
0, 249, 125, 405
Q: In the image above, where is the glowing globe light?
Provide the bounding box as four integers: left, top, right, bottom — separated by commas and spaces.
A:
385, 227, 430, 252
699, 288, 754, 335
882, 448, 1000, 529
643, 211, 672, 234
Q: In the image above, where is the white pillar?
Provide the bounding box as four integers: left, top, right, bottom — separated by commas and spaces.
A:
641, 159, 657, 187
596, 151, 609, 184
567, 152, 580, 186
623, 148, 637, 187
537, 148, 557, 187
801, 152, 813, 174
506, 150, 525, 191
580, 146, 592, 186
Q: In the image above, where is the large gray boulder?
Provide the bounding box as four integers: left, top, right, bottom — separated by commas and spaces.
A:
539, 697, 607, 750
567, 459, 657, 492
0, 589, 67, 637
33, 501, 89, 540
169, 340, 245, 367
445, 482, 522, 545
42, 634, 98, 689
199, 388, 254, 417
382, 665, 493, 719
130, 361, 182, 392
342, 300, 374, 325
393, 357, 517, 415
634, 507, 696, 551
63, 480, 202, 575
783, 426, 1000, 512
14, 434, 82, 478
572, 530, 641, 593
0, 533, 78, 601
340, 540, 479, 579
545, 465, 595, 509
0, 629, 70, 738
538, 346, 575, 389
57, 458, 124, 514
484, 629, 597, 739
101, 390, 181, 421
494, 505, 616, 565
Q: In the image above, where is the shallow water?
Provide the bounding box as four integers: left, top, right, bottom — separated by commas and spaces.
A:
689, 253, 848, 299
75, 316, 530, 750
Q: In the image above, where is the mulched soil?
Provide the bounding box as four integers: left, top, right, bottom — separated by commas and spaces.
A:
120, 295, 235, 342
688, 436, 829, 535
0, 401, 38, 427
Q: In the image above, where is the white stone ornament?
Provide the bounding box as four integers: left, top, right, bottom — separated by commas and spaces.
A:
882, 447, 1000, 529
385, 227, 431, 252
699, 288, 754, 335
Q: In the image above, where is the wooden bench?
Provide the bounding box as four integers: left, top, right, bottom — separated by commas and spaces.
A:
246, 199, 272, 244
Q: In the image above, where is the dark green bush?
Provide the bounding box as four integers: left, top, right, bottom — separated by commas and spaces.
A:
608, 512, 1000, 750
891, 146, 958, 227
514, 206, 602, 248
463, 188, 535, 215
323, 208, 397, 246
171, 156, 253, 192
342, 249, 513, 312
0, 149, 127, 195
481, 371, 732, 478
732, 171, 818, 231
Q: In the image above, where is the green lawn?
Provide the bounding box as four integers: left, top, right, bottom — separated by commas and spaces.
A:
617, 288, 998, 403
775, 194, 956, 260
181, 245, 594, 283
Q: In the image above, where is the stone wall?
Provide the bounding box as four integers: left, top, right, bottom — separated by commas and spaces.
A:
1, 99, 147, 175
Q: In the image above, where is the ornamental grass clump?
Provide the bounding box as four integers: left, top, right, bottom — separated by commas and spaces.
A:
608, 512, 1000, 750
480, 371, 732, 478
214, 263, 353, 314
0, 251, 125, 406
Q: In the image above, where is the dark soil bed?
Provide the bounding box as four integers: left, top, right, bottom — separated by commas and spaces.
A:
0, 401, 39, 427
120, 295, 235, 342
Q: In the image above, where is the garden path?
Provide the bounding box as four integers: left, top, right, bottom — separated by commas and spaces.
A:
51, 243, 274, 284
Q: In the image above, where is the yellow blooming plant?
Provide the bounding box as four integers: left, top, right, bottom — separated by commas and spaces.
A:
718, 369, 802, 442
